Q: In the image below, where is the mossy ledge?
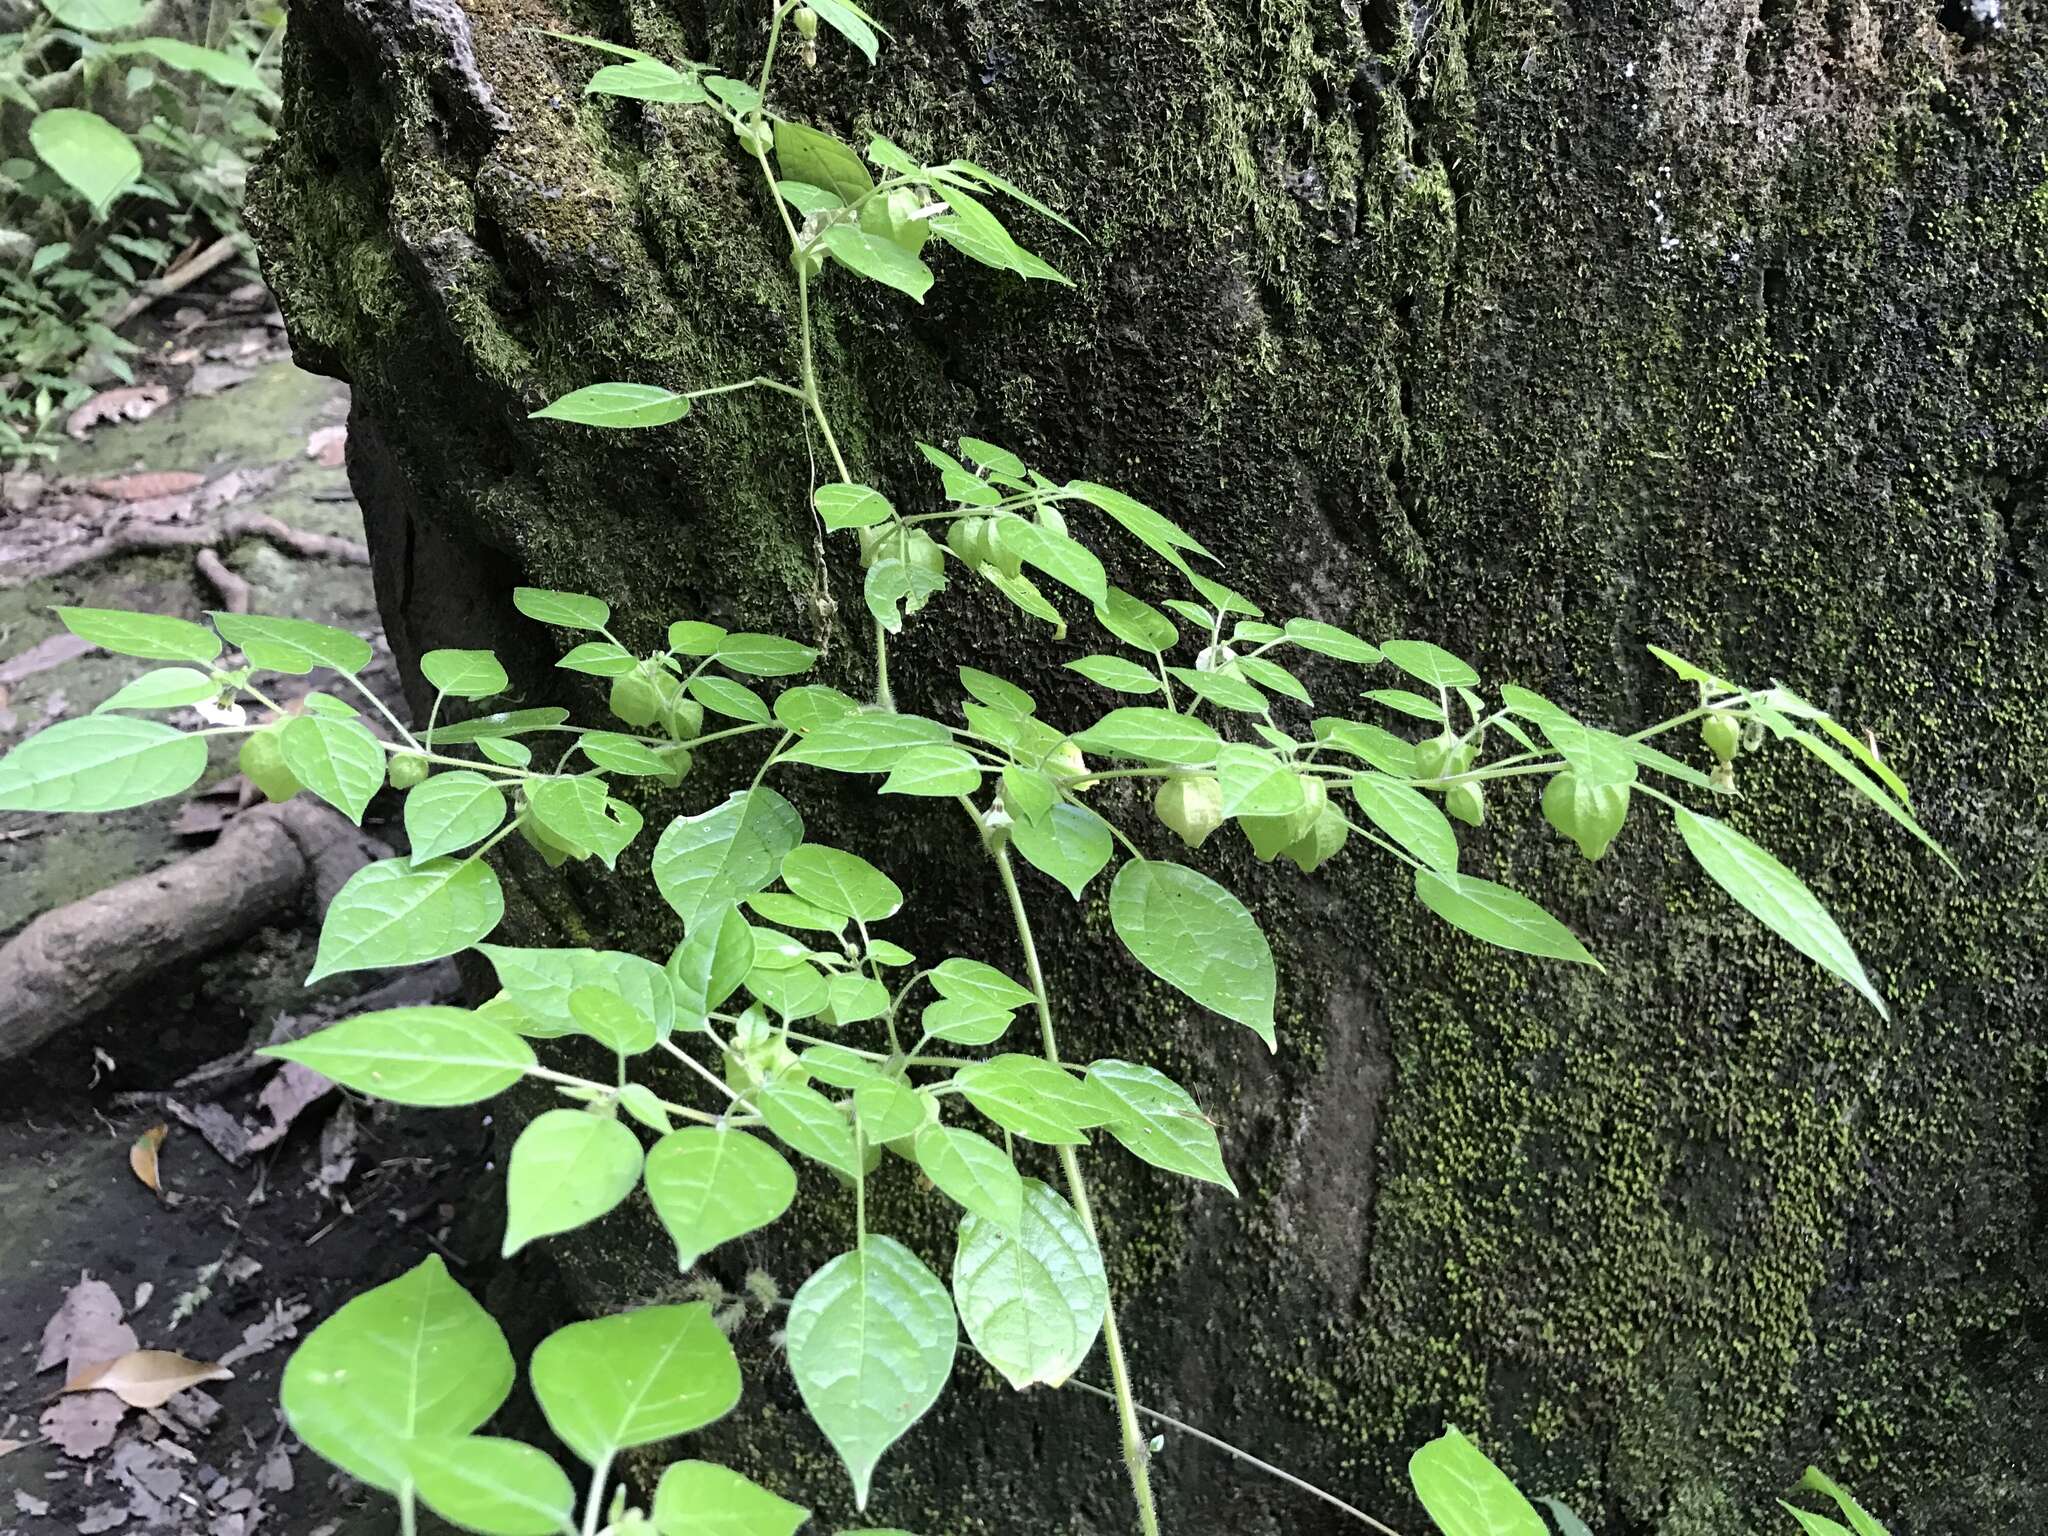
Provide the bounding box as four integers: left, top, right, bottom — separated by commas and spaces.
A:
249, 0, 2046, 1530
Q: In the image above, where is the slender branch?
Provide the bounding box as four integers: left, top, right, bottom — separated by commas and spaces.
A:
1061, 1381, 1404, 1536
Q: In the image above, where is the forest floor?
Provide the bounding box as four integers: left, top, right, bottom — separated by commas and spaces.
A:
0, 307, 535, 1534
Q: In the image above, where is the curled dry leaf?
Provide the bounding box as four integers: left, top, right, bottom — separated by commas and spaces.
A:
63, 1350, 233, 1410
66, 384, 171, 440
130, 1124, 168, 1195
87, 470, 206, 502
38, 1274, 137, 1375
304, 424, 347, 467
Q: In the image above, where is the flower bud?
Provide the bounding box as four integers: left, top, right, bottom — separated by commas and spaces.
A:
1702, 712, 1741, 765
793, 3, 818, 37
1542, 771, 1629, 860
1444, 781, 1485, 827
386, 751, 430, 789
238, 724, 301, 803
1153, 773, 1225, 848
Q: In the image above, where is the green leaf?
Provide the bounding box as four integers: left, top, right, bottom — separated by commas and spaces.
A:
1003, 520, 1108, 604
1673, 808, 1885, 1015
1538, 1498, 1595, 1536
1795, 1468, 1889, 1536
774, 120, 875, 204
745, 959, 831, 1021
1349, 773, 1458, 873
782, 844, 903, 922
783, 711, 951, 772
618, 1084, 674, 1134
654, 788, 806, 926
1010, 800, 1113, 900
1065, 655, 1159, 695
786, 1237, 957, 1509
558, 640, 638, 677
687, 674, 771, 725
405, 772, 507, 864
581, 733, 678, 776
940, 157, 1082, 236
914, 1126, 1023, 1232
421, 648, 509, 699
1413, 870, 1597, 967
29, 109, 139, 215
1780, 1508, 1856, 1536
0, 715, 206, 812
780, 180, 845, 216
750, 891, 849, 934
1168, 665, 1266, 714
41, 0, 145, 30
1237, 654, 1312, 704
94, 667, 219, 713
1380, 639, 1478, 689
1366, 688, 1444, 722
529, 776, 638, 866
262, 1006, 533, 1106
815, 483, 895, 531
1408, 1427, 1545, 1536
278, 714, 385, 823
824, 974, 889, 1025
282, 1256, 512, 1494
654, 1460, 812, 1536
1070, 707, 1221, 767
1061, 480, 1214, 563
701, 75, 760, 112
1283, 618, 1380, 663
999, 765, 1057, 825
953, 1179, 1105, 1390
1312, 717, 1414, 775
716, 632, 820, 678
955, 1055, 1112, 1145
569, 985, 659, 1055
852, 1077, 928, 1142
1214, 743, 1308, 819
503, 1109, 644, 1256
513, 587, 611, 630
309, 857, 505, 982
587, 57, 704, 102
803, 1043, 889, 1091
56, 606, 220, 663
1108, 861, 1277, 1048
929, 957, 1033, 1012
920, 997, 1013, 1047
1093, 588, 1178, 652
531, 1305, 742, 1466
820, 226, 934, 302
667, 907, 758, 1026
479, 945, 676, 1042
532, 382, 690, 428
804, 0, 886, 63
1086, 1059, 1234, 1191
213, 612, 372, 675
106, 37, 264, 90
880, 744, 983, 796
406, 1436, 576, 1536
862, 556, 948, 635
757, 1081, 860, 1175
426, 707, 571, 743
644, 1127, 798, 1270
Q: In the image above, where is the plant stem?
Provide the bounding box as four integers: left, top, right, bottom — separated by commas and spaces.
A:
991, 842, 1162, 1536
400, 1487, 418, 1536
582, 1451, 614, 1536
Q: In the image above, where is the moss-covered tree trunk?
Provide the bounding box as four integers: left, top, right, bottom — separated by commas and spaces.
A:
249, 0, 2045, 1530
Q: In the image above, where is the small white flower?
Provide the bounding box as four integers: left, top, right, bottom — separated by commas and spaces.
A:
195, 697, 246, 727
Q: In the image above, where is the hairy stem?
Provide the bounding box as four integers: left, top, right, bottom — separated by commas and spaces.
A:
991, 841, 1162, 1536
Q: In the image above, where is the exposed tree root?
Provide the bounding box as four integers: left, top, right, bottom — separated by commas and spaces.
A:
0, 799, 388, 1064
4, 509, 370, 590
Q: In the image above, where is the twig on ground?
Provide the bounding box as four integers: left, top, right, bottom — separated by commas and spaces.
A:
8, 508, 370, 589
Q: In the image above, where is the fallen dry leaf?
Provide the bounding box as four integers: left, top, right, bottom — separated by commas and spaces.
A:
129, 1124, 167, 1195
304, 424, 346, 467
67, 384, 170, 440
87, 470, 205, 502
217, 1299, 311, 1367
243, 1061, 335, 1153
39, 1275, 137, 1375
14, 1490, 48, 1517
63, 1351, 233, 1411
0, 1438, 26, 1457
39, 1391, 124, 1458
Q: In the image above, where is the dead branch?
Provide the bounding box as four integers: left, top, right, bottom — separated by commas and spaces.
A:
5, 509, 370, 588
194, 547, 251, 613
0, 800, 388, 1064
